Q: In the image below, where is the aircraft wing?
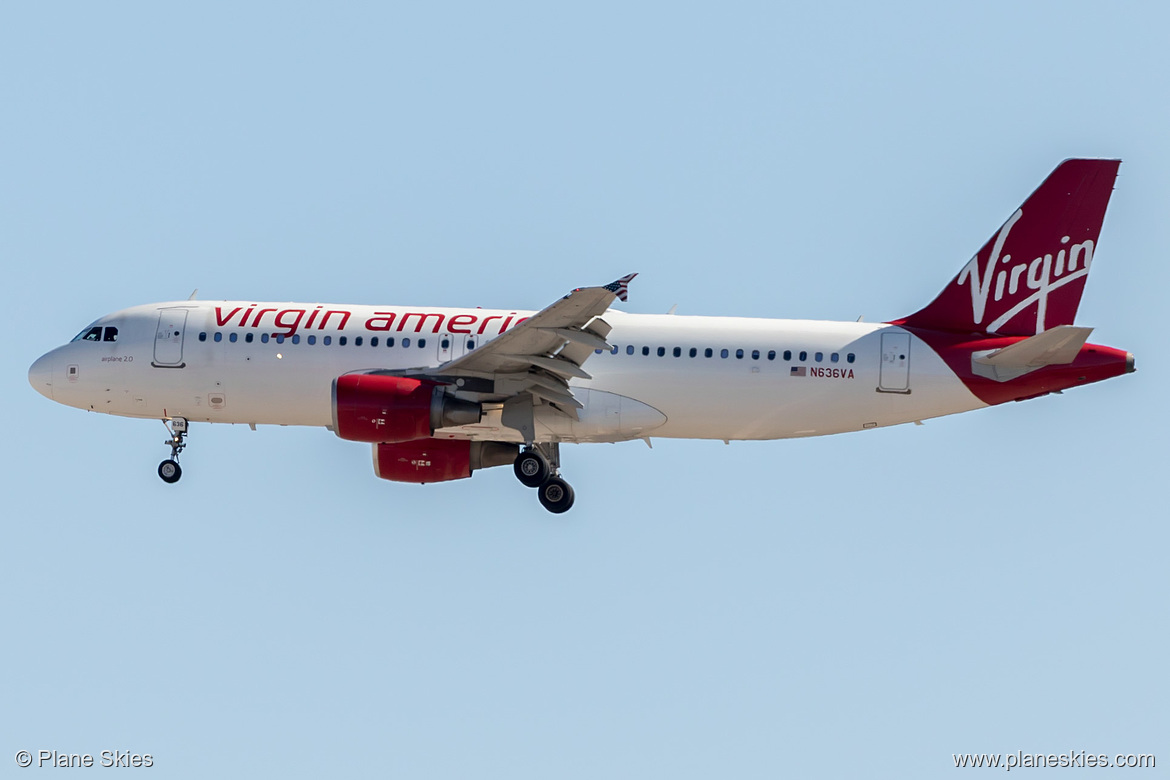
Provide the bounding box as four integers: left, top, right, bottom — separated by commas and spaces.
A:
424, 273, 636, 416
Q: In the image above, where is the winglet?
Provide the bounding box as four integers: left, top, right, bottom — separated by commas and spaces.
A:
604, 273, 638, 302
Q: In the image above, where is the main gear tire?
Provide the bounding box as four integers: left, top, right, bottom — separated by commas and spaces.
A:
538, 477, 575, 514
514, 450, 550, 488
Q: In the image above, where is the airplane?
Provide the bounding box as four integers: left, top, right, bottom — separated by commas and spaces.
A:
28, 159, 1134, 513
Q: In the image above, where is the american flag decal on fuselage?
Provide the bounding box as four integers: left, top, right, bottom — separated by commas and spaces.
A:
791, 366, 807, 377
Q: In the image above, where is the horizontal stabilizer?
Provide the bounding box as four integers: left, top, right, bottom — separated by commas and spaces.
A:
971, 325, 1093, 381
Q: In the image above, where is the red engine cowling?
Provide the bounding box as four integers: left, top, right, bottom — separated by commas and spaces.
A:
332, 374, 481, 443
373, 439, 518, 484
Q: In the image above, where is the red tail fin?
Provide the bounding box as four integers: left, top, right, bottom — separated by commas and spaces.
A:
893, 159, 1120, 336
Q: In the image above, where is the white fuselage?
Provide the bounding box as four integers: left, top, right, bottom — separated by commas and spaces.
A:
30, 301, 987, 443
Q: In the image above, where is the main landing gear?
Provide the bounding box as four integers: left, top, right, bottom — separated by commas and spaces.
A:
158, 417, 188, 484
514, 444, 575, 513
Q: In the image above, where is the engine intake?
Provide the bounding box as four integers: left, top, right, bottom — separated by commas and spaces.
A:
373, 439, 518, 484
332, 374, 482, 443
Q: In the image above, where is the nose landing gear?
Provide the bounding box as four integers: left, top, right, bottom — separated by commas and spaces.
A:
514, 444, 575, 513
158, 417, 188, 484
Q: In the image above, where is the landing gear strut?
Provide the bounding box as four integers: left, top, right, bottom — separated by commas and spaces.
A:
158, 417, 188, 484
513, 443, 575, 513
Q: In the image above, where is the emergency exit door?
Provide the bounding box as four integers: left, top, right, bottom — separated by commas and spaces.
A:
878, 331, 911, 393
437, 333, 479, 363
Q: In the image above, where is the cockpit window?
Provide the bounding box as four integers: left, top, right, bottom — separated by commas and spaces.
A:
72, 326, 103, 342
103, 327, 118, 342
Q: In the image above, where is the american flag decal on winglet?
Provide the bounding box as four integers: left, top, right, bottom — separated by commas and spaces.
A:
790, 366, 807, 377
604, 273, 638, 302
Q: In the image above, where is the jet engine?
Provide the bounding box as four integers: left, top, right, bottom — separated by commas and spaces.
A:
373, 438, 518, 484
332, 374, 482, 443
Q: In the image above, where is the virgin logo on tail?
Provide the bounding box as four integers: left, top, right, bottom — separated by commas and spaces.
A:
894, 158, 1119, 337
957, 208, 1096, 334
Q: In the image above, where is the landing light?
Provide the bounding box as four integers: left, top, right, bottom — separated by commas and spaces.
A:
277, 353, 283, 359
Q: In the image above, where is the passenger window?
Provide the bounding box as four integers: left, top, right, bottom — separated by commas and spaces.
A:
657, 347, 665, 357
720, 348, 729, 358
595, 348, 603, 355
751, 349, 760, 360
705, 348, 713, 358
214, 332, 222, 342
275, 334, 284, 344
387, 337, 395, 347
783, 350, 792, 361
815, 352, 822, 362
767, 350, 776, 361
355, 336, 363, 346
418, 338, 426, 348
402, 338, 410, 347
245, 333, 254, 343
441, 338, 450, 349
323, 336, 332, 346
371, 337, 379, 347
103, 327, 118, 342
672, 347, 681, 357
291, 335, 300, 344
735, 349, 744, 359
466, 340, 474, 349
642, 346, 649, 356
626, 345, 634, 355
339, 336, 347, 346
847, 353, 856, 363
229, 333, 238, 343
799, 351, 807, 361
261, 333, 270, 343
689, 347, 697, 357
198, 332, 207, 342
611, 345, 618, 355
830, 352, 839, 363
308, 335, 316, 345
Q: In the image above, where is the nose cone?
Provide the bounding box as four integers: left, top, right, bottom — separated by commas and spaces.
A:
28, 353, 54, 400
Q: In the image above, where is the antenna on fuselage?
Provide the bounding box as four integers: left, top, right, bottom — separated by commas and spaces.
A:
188, 289, 198, 300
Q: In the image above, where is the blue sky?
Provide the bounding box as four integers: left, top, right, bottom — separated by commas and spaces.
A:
2, 2, 1165, 778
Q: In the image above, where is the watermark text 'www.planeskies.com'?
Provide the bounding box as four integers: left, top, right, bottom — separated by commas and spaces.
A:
954, 750, 1154, 771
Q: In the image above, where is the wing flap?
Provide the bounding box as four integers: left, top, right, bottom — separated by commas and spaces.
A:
504, 353, 592, 379
527, 384, 584, 409
543, 327, 612, 351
